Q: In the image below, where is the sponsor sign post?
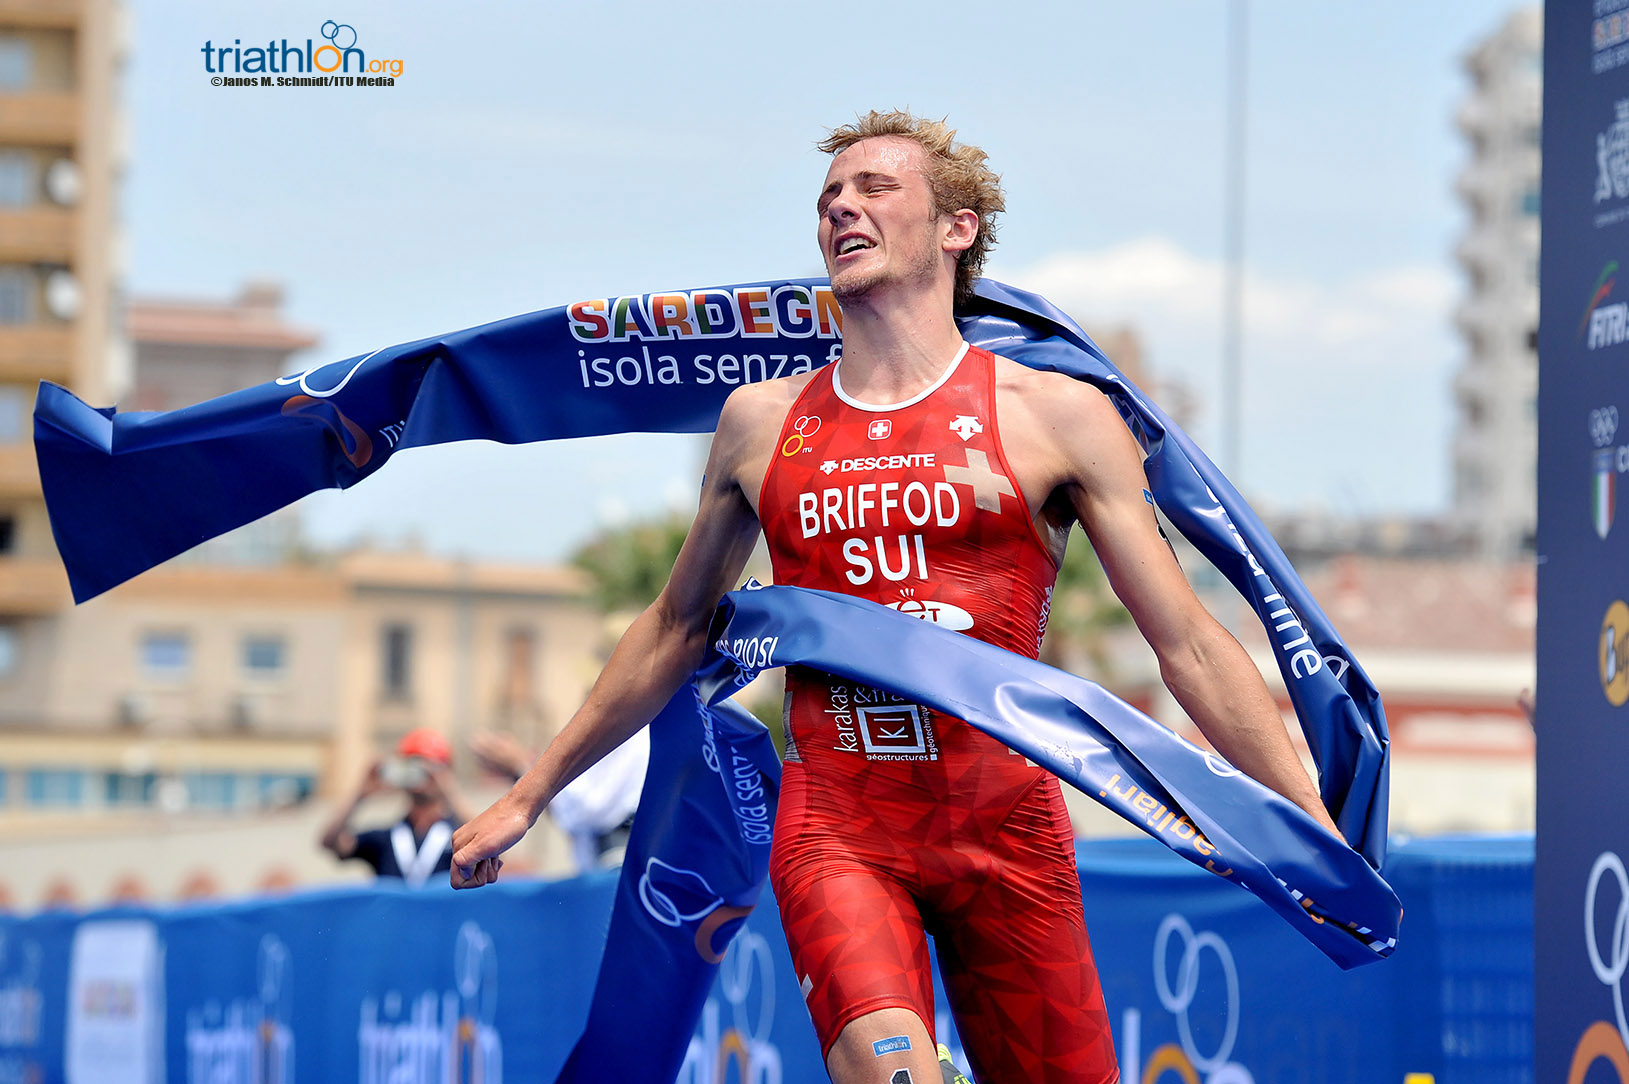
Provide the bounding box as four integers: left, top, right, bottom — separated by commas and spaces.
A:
1539, 3, 1629, 1080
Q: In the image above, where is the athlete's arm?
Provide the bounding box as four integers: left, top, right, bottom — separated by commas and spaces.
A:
450, 386, 777, 888
1034, 378, 1339, 835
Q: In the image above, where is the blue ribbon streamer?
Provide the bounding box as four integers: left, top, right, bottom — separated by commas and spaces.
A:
31, 276, 1399, 1077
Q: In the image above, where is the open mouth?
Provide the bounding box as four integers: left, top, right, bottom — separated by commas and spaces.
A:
835, 235, 875, 258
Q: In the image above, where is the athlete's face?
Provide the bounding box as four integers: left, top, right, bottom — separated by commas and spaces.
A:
818, 137, 951, 303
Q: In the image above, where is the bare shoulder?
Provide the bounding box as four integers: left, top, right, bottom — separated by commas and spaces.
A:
710, 370, 820, 497
717, 369, 818, 436
989, 352, 1122, 443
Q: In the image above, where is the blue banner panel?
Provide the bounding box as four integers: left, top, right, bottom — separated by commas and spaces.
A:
0, 836, 1528, 1084
1539, 4, 1629, 1083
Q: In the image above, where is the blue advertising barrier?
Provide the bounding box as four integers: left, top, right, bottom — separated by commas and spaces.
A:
0, 835, 1529, 1084
1537, 5, 1629, 1083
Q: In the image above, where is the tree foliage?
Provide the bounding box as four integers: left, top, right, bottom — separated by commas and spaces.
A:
570, 513, 693, 613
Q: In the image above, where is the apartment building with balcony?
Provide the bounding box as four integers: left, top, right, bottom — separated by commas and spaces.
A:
1452, 8, 1542, 556
0, 0, 125, 613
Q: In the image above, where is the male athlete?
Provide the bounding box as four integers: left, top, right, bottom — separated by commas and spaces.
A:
451, 110, 1338, 1084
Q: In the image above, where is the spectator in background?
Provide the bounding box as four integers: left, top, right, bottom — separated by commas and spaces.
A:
320, 728, 472, 887
468, 728, 648, 873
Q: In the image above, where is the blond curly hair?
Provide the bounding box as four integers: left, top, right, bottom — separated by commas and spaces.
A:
818, 110, 1005, 307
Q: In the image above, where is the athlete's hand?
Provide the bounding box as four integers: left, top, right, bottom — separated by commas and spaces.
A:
450, 794, 533, 889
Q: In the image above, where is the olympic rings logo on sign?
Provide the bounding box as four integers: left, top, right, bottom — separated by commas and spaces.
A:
1570, 851, 1629, 1084
780, 415, 820, 457
1152, 914, 1243, 1077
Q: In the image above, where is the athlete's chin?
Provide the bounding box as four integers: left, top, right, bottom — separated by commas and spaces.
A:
830, 268, 887, 304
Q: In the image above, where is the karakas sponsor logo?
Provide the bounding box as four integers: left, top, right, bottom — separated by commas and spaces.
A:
357, 923, 501, 1084
1570, 852, 1629, 1081
1590, 406, 1629, 539
184, 935, 294, 1084
827, 682, 938, 761
1582, 263, 1629, 349
678, 930, 783, 1084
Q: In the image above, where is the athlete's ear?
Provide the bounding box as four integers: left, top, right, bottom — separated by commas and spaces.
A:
942, 209, 977, 255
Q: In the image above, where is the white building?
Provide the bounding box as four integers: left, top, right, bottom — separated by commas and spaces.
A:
1451, 7, 1542, 556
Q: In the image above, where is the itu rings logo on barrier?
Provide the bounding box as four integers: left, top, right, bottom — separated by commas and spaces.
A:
1572, 851, 1629, 1084
1121, 914, 1256, 1084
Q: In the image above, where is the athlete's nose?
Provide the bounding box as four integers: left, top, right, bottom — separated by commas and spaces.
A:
825, 186, 860, 226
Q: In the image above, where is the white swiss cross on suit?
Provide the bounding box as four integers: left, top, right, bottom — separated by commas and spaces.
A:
942, 449, 1017, 512
868, 419, 891, 440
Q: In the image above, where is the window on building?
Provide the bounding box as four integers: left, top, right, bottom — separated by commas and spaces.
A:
26, 769, 84, 808
103, 771, 156, 807
0, 152, 31, 206
381, 623, 413, 700
257, 773, 314, 808
0, 267, 31, 324
184, 772, 238, 811
242, 635, 286, 678
0, 38, 31, 90
0, 385, 26, 442
141, 631, 191, 678
0, 624, 16, 678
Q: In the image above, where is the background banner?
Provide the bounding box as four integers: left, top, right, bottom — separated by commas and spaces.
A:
1537, 3, 1629, 1082
0, 836, 1529, 1084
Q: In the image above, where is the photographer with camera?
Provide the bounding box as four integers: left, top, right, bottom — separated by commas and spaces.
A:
320, 728, 473, 887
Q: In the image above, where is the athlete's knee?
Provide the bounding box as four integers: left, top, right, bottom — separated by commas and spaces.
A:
825, 1007, 938, 1084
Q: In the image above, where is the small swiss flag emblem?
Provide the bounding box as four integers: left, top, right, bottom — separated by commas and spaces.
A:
868, 419, 892, 440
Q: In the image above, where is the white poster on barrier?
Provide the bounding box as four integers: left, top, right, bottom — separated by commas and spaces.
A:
65, 919, 164, 1084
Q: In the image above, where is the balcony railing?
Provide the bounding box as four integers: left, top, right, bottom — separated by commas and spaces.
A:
0, 325, 72, 384
0, 555, 69, 615
0, 92, 77, 144
0, 206, 74, 262
0, 0, 82, 29
0, 443, 40, 499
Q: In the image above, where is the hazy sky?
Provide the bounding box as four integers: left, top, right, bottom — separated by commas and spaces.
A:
124, 0, 1526, 562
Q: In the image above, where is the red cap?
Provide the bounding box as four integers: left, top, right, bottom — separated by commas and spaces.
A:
396, 728, 453, 766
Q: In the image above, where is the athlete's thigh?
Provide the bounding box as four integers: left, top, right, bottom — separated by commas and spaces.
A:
933, 782, 1118, 1083
770, 848, 937, 1059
